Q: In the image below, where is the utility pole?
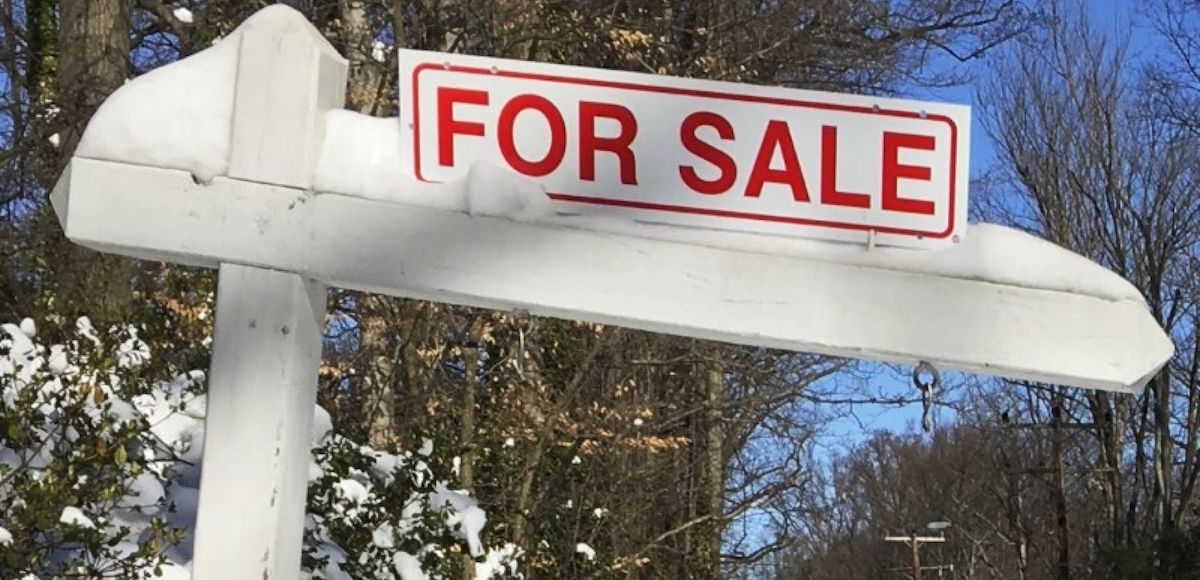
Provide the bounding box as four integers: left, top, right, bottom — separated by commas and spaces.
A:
885, 531, 947, 580
1002, 390, 1108, 580
1051, 401, 1069, 580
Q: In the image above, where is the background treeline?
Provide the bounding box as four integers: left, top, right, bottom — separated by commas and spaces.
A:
2, 0, 1199, 579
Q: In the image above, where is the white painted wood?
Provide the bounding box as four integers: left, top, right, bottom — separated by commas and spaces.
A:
227, 11, 347, 188
176, 9, 345, 580
51, 157, 1174, 393
191, 264, 326, 579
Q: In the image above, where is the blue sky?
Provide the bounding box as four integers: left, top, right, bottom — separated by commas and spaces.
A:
819, 0, 1147, 441
911, 0, 1136, 181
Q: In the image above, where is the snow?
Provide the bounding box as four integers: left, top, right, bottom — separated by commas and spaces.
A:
118, 471, 167, 513
417, 438, 434, 456
46, 345, 68, 375
76, 317, 100, 345
372, 522, 396, 549
173, 7, 194, 23
394, 552, 429, 580
336, 477, 370, 504
313, 111, 442, 209
76, 32, 235, 182
68, 2, 1142, 306
18, 317, 35, 338
633, 418, 644, 427
117, 328, 151, 367
371, 39, 388, 63
73, 6, 299, 182
307, 542, 351, 580
315, 112, 552, 221
0, 526, 11, 546
60, 506, 95, 528
153, 562, 193, 580
575, 543, 596, 561
555, 219, 1145, 303
431, 484, 487, 557
476, 543, 522, 580
312, 405, 333, 446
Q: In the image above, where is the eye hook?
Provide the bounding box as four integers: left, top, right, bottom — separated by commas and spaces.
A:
912, 361, 941, 433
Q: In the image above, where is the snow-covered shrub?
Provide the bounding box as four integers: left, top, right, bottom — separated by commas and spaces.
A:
304, 430, 523, 579
0, 315, 522, 579
0, 317, 187, 578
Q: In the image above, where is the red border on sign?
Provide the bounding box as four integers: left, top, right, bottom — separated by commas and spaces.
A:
410, 62, 959, 240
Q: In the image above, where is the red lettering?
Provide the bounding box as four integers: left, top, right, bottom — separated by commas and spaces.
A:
679, 112, 737, 195
820, 126, 870, 209
498, 95, 567, 177
882, 132, 936, 215
745, 120, 810, 202
438, 87, 489, 167
580, 102, 639, 185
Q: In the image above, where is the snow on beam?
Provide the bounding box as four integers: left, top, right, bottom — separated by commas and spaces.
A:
52, 156, 1173, 393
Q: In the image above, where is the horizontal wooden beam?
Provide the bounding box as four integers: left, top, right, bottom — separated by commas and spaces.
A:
52, 156, 1173, 393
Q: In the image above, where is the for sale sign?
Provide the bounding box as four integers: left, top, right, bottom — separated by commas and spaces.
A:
399, 50, 970, 248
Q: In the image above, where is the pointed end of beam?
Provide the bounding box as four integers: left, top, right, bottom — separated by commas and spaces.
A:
1013, 298, 1174, 394
1121, 315, 1175, 393
50, 160, 71, 234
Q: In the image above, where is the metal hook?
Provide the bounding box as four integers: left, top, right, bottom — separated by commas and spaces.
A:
912, 361, 941, 433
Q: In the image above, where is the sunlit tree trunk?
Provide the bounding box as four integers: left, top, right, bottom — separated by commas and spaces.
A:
50, 0, 134, 323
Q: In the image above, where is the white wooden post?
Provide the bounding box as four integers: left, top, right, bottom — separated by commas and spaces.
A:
192, 266, 327, 578
190, 13, 347, 580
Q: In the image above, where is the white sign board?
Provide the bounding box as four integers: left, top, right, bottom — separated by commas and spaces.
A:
399, 50, 971, 248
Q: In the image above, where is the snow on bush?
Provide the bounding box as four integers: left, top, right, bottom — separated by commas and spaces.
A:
0, 317, 521, 579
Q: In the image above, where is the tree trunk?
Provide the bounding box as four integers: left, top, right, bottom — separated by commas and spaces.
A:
58, 0, 128, 157
51, 0, 134, 323
1153, 368, 1175, 531
1052, 393, 1071, 580
459, 317, 483, 580
690, 356, 725, 580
